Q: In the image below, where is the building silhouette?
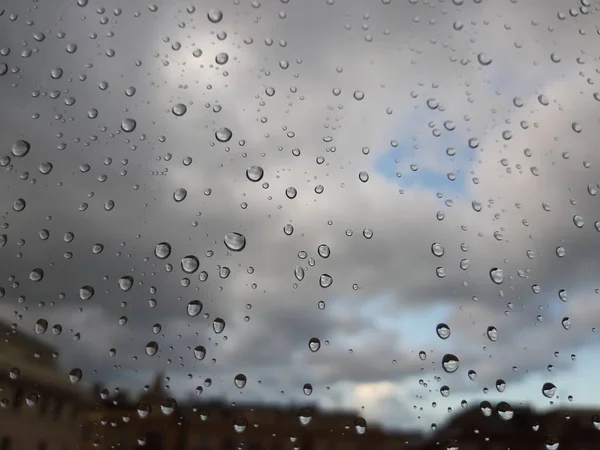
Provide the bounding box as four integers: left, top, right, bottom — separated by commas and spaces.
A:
1, 321, 600, 450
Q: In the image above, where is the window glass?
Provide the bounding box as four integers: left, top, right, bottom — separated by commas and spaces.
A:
1, 1, 600, 450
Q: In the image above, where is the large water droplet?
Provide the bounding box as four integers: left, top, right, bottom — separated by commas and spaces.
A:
303, 383, 313, 395
80, 285, 95, 300
11, 140, 30, 157
29, 268, 44, 282
561, 317, 571, 330
35, 319, 48, 335
181, 255, 199, 274
487, 326, 498, 342
286, 187, 298, 199
480, 401, 492, 417
497, 401, 514, 421
145, 341, 159, 356
436, 323, 451, 340
69, 368, 82, 384
319, 274, 333, 288
121, 118, 137, 132
187, 300, 203, 317
294, 265, 305, 281
155, 242, 171, 259
246, 165, 264, 182
207, 8, 223, 23
477, 53, 492, 66
442, 354, 460, 373
215, 127, 232, 142
490, 268, 504, 284
173, 188, 187, 202
172, 103, 187, 117
298, 408, 313, 426
233, 417, 247, 433
224, 232, 246, 252
118, 275, 133, 291
213, 318, 225, 334
354, 417, 367, 435
431, 242, 444, 257
317, 244, 330, 258
234, 374, 247, 389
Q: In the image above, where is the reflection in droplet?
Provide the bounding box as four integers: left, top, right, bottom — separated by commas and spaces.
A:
542, 382, 556, 398
224, 232, 246, 252
118, 276, 133, 291
308, 337, 321, 352
68, 368, 83, 384
234, 374, 247, 389
246, 165, 264, 182
155, 242, 171, 259
145, 341, 159, 356
187, 300, 203, 317
303, 383, 313, 395
497, 401, 514, 421
181, 255, 200, 274
354, 417, 367, 435
319, 274, 333, 288
442, 354, 460, 373
436, 323, 451, 340
213, 318, 225, 334
298, 408, 313, 426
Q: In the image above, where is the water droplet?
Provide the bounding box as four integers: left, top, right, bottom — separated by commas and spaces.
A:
308, 337, 321, 352
246, 165, 264, 182
155, 242, 171, 259
234, 374, 247, 389
358, 171, 369, 182
193, 345, 206, 360
497, 401, 514, 420
118, 276, 133, 291
79, 285, 95, 300
436, 267, 446, 278
207, 8, 223, 23
69, 368, 82, 384
298, 408, 313, 426
436, 323, 451, 340
286, 187, 298, 199
11, 140, 30, 157
215, 52, 229, 65
173, 188, 187, 202
440, 386, 450, 397
29, 268, 44, 282
431, 242, 444, 257
477, 53, 492, 66
34, 319, 48, 335
172, 103, 187, 116
558, 289, 568, 302
233, 417, 247, 433
284, 224, 294, 235
490, 268, 504, 284
317, 244, 330, 258
38, 162, 53, 174
353, 90, 365, 101
224, 232, 246, 252
480, 401, 492, 417
562, 317, 571, 330
556, 246, 566, 258
213, 318, 225, 333
303, 383, 313, 395
487, 326, 498, 342
120, 118, 136, 133
319, 274, 333, 288
294, 265, 305, 281
187, 300, 203, 317
573, 215, 584, 228
419, 351, 427, 361
442, 354, 460, 373
354, 417, 367, 435
145, 341, 159, 356
13, 198, 26, 212
181, 255, 200, 274
215, 127, 232, 142
468, 370, 477, 380
496, 379, 506, 392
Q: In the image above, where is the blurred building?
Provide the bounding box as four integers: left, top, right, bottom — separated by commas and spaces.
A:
0, 321, 94, 450
81, 373, 422, 450
422, 404, 600, 450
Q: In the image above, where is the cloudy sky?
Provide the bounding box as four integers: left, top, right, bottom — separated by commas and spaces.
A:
1, 0, 600, 434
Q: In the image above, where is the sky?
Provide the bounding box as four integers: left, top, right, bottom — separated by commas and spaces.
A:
1, 0, 600, 435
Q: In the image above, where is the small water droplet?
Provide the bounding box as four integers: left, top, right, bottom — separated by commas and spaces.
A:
308, 337, 321, 352
234, 374, 247, 389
